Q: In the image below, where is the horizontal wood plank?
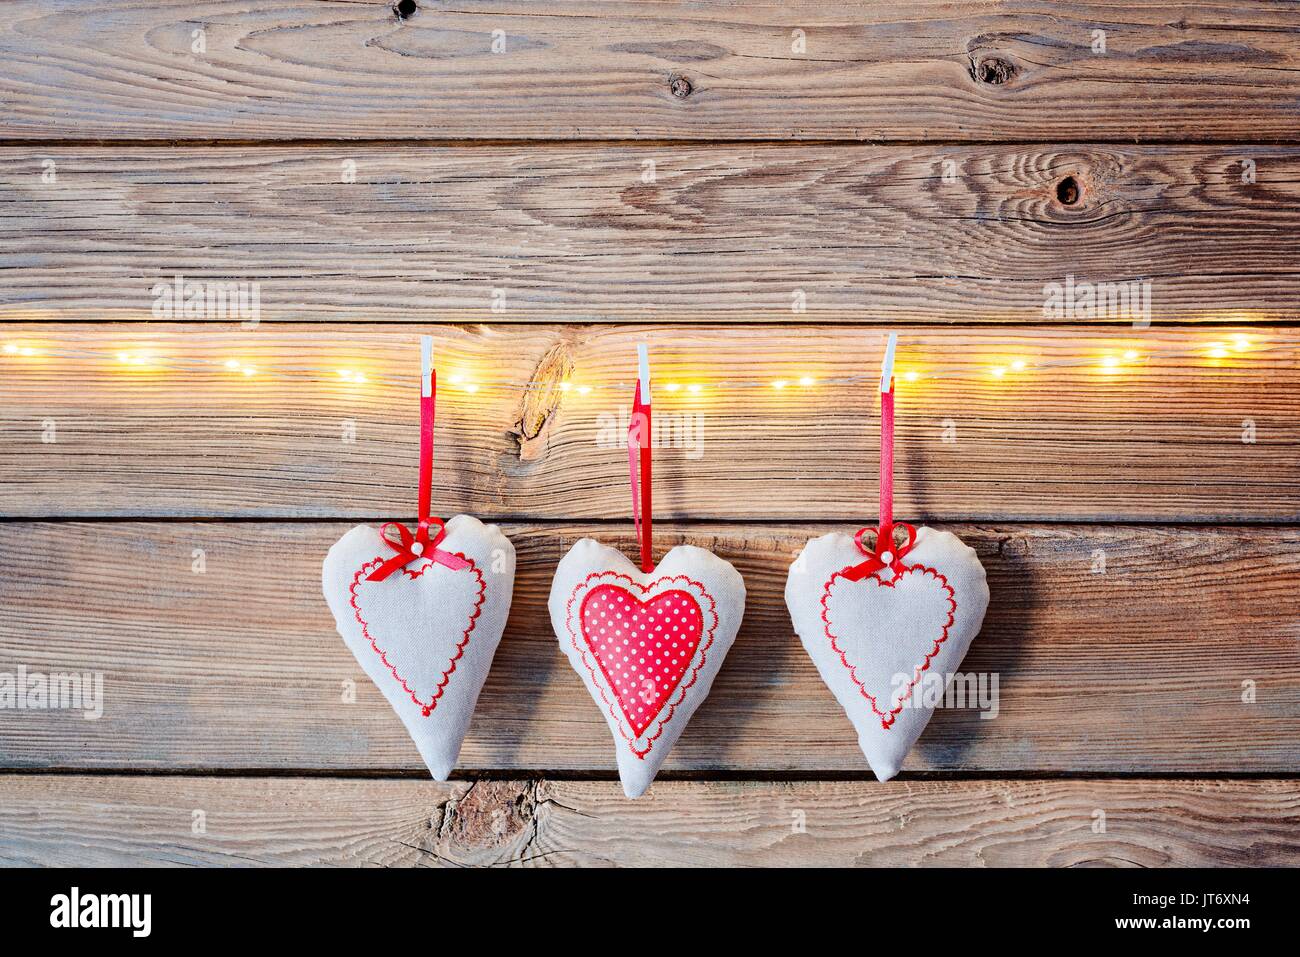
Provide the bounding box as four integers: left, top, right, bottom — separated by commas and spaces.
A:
2, 325, 1297, 522
3, 145, 1300, 323
0, 775, 1294, 867
3, 2, 1300, 142
1, 522, 1297, 773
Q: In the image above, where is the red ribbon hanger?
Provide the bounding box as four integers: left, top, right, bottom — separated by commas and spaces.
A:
367, 336, 471, 582
843, 333, 916, 582
628, 344, 654, 573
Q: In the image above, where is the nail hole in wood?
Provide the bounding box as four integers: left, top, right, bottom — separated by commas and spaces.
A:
670, 76, 693, 99
975, 57, 1016, 85
394, 0, 417, 20
1056, 176, 1081, 206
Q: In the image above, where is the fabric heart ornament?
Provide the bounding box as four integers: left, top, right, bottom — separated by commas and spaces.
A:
785, 524, 988, 781
324, 515, 515, 779
786, 339, 989, 780
549, 346, 745, 797
550, 538, 745, 798
321, 336, 516, 780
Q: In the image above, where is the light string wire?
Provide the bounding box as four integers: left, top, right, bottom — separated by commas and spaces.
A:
2, 332, 1293, 395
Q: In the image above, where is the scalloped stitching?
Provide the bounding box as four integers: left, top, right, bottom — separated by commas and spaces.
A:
819, 563, 956, 731
350, 553, 487, 717
565, 570, 718, 760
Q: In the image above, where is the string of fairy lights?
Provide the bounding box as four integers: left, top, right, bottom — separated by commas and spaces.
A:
1, 331, 1291, 397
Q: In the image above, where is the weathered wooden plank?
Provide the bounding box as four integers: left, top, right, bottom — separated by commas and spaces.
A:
2, 324, 1296, 522
1, 522, 1296, 773
3, 145, 1299, 323
3, 2, 1300, 142
0, 775, 1294, 867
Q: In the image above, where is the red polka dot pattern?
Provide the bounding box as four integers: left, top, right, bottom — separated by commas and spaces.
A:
579, 585, 704, 737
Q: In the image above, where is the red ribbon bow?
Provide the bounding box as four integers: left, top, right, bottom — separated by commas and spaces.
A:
365, 367, 470, 582
368, 517, 469, 582
841, 521, 918, 581
840, 374, 915, 581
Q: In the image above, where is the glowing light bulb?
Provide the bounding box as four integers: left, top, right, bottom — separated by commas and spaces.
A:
798, 376, 815, 387
772, 380, 788, 390
687, 383, 702, 394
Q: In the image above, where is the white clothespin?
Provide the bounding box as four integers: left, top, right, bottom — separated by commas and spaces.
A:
879, 332, 898, 393
637, 342, 650, 400
420, 335, 433, 397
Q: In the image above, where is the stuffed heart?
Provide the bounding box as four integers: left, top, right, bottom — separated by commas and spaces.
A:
322, 515, 515, 780
549, 538, 745, 798
786, 526, 989, 781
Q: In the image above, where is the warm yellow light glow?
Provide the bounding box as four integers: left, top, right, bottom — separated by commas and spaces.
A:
353, 374, 366, 384
559, 381, 572, 392
687, 383, 702, 394
464, 383, 479, 393
576, 385, 592, 395
904, 370, 919, 382
798, 376, 815, 387
1010, 360, 1027, 372
337, 369, 352, 379
664, 382, 681, 392
449, 374, 464, 385
20, 347, 36, 357
1206, 342, 1230, 359
1231, 334, 1251, 352
242, 366, 256, 376
1102, 356, 1120, 368
772, 380, 788, 390
225, 359, 241, 371
2, 344, 16, 355
1123, 350, 1140, 362
118, 352, 132, 363
990, 367, 1006, 378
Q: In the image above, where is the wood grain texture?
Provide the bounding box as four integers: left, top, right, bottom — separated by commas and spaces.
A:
0, 775, 1294, 867
3, 1, 1300, 142
2, 324, 1297, 522
2, 521, 1297, 773
2, 145, 1299, 323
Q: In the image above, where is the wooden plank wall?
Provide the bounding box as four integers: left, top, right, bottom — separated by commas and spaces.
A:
0, 0, 1297, 867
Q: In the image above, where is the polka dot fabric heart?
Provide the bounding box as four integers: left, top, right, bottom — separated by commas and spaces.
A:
550, 538, 746, 798
579, 586, 704, 737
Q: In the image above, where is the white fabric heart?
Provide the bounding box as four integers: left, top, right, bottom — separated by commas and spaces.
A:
786, 526, 989, 781
323, 515, 515, 780
549, 539, 746, 798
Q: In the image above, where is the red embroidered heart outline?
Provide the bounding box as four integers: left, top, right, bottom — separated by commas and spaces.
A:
350, 554, 486, 717
566, 572, 718, 759
820, 563, 956, 731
